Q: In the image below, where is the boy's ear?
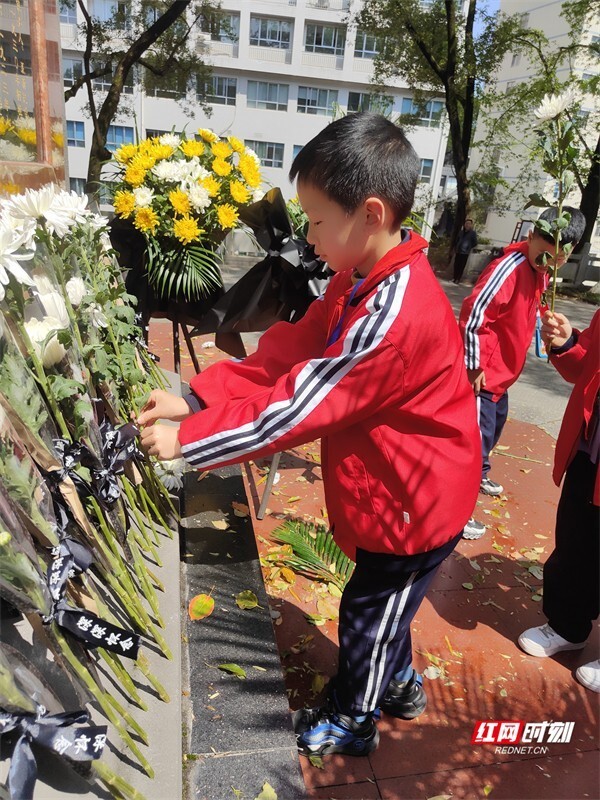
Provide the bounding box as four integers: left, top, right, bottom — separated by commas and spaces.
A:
363, 196, 387, 229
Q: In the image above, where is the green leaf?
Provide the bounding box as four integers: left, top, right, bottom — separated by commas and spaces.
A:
270, 520, 354, 589
218, 663, 247, 679
524, 193, 551, 209
188, 593, 214, 620
47, 375, 85, 402
235, 590, 259, 610
462, 582, 474, 590
308, 754, 325, 769
254, 782, 277, 800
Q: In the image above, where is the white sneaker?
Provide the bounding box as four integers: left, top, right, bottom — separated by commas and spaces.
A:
576, 659, 600, 693
462, 517, 486, 540
518, 623, 586, 658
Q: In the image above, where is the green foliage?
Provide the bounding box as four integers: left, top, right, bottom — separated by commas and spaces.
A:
270, 520, 354, 590
146, 237, 223, 301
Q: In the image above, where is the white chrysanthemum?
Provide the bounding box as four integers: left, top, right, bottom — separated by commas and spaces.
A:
24, 316, 68, 368
152, 160, 183, 182
181, 157, 210, 183
0, 140, 35, 162
0, 222, 35, 302
159, 133, 181, 147
15, 115, 36, 131
186, 183, 211, 212
0, 209, 37, 250
32, 274, 69, 327
88, 302, 108, 328
534, 87, 579, 124
66, 276, 87, 306
5, 185, 86, 238
153, 457, 186, 491
133, 186, 154, 207
243, 146, 261, 166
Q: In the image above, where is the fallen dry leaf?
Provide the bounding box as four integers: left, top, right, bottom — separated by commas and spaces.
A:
188, 594, 215, 621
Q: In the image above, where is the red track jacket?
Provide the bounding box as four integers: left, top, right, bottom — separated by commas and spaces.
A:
179, 233, 481, 558
551, 310, 600, 505
459, 241, 549, 401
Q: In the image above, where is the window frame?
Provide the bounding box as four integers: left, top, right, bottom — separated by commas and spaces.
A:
244, 139, 284, 168
304, 22, 346, 56
106, 124, 134, 152
249, 15, 292, 49
353, 29, 379, 59
66, 120, 85, 148
246, 80, 288, 111
401, 97, 444, 127
297, 85, 338, 116
419, 158, 434, 183
63, 55, 83, 87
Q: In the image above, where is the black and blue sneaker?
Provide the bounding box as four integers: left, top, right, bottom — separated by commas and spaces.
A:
381, 670, 427, 720
292, 705, 379, 757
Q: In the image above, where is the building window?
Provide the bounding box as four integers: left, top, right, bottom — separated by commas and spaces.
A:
354, 30, 379, 59
66, 120, 85, 147
348, 91, 392, 114
70, 177, 86, 194
297, 86, 338, 115
93, 65, 134, 94
244, 139, 284, 168
304, 23, 346, 55
250, 16, 292, 49
60, 0, 77, 24
106, 124, 134, 151
419, 158, 433, 183
92, 0, 128, 26
201, 75, 237, 105
146, 128, 184, 138
63, 56, 83, 87
401, 97, 444, 127
247, 81, 288, 111
144, 70, 186, 99
200, 11, 240, 43
511, 52, 521, 67
292, 144, 303, 160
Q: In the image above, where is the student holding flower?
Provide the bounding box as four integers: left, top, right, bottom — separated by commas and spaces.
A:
138, 113, 481, 757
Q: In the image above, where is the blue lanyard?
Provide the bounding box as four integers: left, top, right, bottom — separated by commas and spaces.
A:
327, 279, 364, 347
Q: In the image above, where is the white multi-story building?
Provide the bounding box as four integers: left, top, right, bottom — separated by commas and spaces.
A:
473, 0, 600, 251
60, 0, 449, 231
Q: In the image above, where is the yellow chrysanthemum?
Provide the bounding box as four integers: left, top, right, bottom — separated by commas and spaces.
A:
0, 117, 12, 136
138, 139, 157, 156
216, 203, 239, 230
52, 131, 64, 149
227, 135, 244, 153
16, 128, 36, 147
151, 143, 174, 161
133, 207, 159, 235
0, 182, 20, 195
123, 163, 147, 187
212, 158, 232, 177
211, 140, 232, 159
169, 188, 191, 216
180, 139, 205, 158
201, 175, 220, 197
114, 143, 138, 164
173, 216, 203, 245
238, 156, 262, 188
229, 180, 250, 204
113, 190, 136, 218
198, 127, 218, 142
133, 154, 156, 170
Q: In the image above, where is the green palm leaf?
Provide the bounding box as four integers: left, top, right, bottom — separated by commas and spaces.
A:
146, 238, 223, 301
270, 519, 354, 589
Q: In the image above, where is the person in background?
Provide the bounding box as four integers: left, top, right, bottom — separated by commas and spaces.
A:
459, 207, 586, 540
452, 218, 478, 284
519, 308, 599, 693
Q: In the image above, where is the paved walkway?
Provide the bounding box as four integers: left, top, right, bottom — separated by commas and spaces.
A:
149, 277, 598, 800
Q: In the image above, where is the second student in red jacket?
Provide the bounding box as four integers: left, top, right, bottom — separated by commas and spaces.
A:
459, 207, 586, 539
138, 113, 481, 757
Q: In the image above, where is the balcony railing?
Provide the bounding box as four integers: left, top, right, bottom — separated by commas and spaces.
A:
306, 0, 350, 10
248, 45, 292, 64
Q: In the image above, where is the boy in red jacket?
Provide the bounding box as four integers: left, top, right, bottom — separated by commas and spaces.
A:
459, 207, 586, 539
138, 113, 481, 756
519, 309, 599, 692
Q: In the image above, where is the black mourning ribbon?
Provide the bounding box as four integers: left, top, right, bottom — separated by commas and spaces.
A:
42, 499, 140, 660
130, 313, 159, 362
0, 705, 107, 800
49, 421, 142, 508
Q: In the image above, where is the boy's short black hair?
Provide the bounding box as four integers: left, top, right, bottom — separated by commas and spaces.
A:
537, 206, 586, 246
289, 113, 420, 228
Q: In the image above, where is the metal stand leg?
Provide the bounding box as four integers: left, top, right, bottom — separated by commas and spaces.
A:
257, 451, 282, 520
172, 319, 181, 376
182, 324, 202, 374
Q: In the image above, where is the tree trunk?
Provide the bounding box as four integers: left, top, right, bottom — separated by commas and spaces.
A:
574, 133, 600, 254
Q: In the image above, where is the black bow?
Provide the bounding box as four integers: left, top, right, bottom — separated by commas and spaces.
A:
0, 706, 107, 800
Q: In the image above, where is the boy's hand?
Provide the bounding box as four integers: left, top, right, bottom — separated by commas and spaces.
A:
138, 390, 191, 426
467, 368, 486, 396
541, 310, 572, 349
140, 424, 182, 460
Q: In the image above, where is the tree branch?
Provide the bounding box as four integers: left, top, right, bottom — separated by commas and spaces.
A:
64, 65, 112, 102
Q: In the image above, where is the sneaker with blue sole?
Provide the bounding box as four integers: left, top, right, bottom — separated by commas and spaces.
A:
292, 706, 379, 757
381, 670, 427, 719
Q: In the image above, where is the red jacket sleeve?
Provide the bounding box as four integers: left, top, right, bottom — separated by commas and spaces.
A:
459, 255, 521, 371
178, 282, 407, 470
550, 327, 590, 384
188, 291, 331, 408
